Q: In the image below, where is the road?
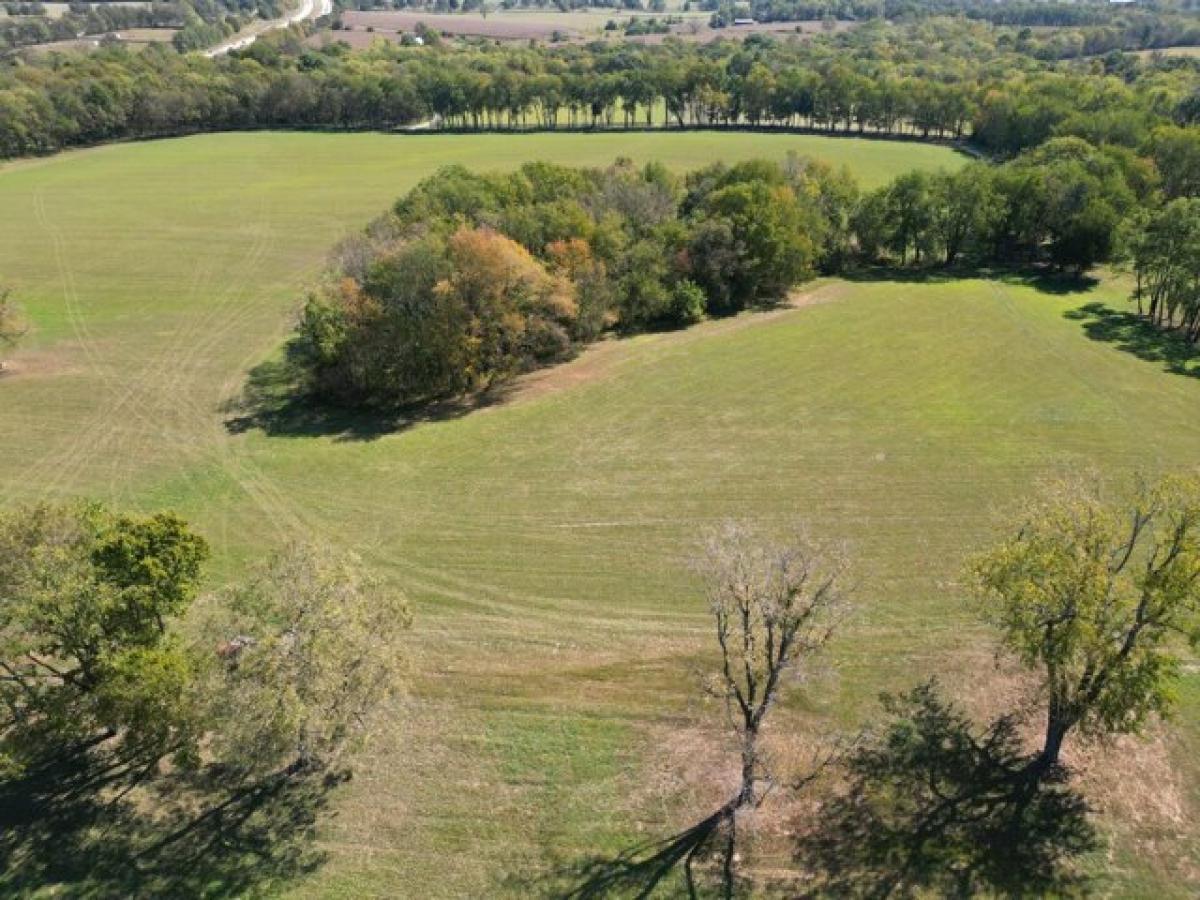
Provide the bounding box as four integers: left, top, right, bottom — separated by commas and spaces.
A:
202, 0, 332, 57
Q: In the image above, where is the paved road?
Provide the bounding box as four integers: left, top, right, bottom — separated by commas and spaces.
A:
203, 0, 332, 57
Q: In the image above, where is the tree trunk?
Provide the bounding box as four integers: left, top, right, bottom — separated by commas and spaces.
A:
1029, 714, 1071, 778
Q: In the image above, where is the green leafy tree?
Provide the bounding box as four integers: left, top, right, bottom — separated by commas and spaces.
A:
0, 502, 209, 775
1148, 125, 1200, 200
690, 179, 817, 312
930, 165, 1001, 266
969, 474, 1200, 777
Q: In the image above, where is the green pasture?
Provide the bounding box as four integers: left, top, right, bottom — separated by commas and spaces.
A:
0, 130, 1196, 897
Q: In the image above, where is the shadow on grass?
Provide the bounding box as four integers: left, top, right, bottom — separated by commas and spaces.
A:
795, 681, 1097, 899
1065, 302, 1200, 378
0, 748, 344, 897
841, 264, 1100, 296
517, 802, 742, 899
221, 347, 516, 443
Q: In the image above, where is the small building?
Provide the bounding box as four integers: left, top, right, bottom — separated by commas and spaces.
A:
732, 17, 756, 25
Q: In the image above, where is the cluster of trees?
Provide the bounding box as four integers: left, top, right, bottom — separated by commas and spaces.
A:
2, 16, 1200, 159
677, 471, 1200, 895
0, 500, 410, 795
858, 138, 1143, 272
295, 133, 1165, 409
1127, 198, 1200, 341
295, 155, 851, 405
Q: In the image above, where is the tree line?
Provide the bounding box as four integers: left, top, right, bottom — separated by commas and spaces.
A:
2, 16, 1200, 159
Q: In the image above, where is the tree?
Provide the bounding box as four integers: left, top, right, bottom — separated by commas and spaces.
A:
1124, 198, 1200, 337
1147, 125, 1200, 200
689, 178, 818, 312
0, 502, 209, 775
203, 542, 411, 777
797, 681, 1097, 897
930, 165, 1001, 266
884, 171, 938, 266
0, 286, 25, 365
969, 473, 1200, 778
696, 520, 849, 885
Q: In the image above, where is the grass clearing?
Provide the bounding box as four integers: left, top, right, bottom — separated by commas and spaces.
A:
0, 131, 1196, 896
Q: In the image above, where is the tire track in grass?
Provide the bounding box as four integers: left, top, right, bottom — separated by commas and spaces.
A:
16, 187, 276, 505
112, 194, 278, 497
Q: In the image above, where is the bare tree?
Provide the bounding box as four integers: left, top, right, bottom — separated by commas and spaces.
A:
696, 520, 850, 893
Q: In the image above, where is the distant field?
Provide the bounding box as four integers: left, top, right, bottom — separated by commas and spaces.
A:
338, 9, 591, 40
1132, 44, 1200, 58
16, 27, 175, 54
0, 131, 1196, 897
2, 0, 151, 18
328, 9, 848, 43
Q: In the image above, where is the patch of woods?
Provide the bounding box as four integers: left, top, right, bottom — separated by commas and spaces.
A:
4, 14, 1200, 159
558, 472, 1200, 897
0, 503, 410, 893
290, 135, 1146, 410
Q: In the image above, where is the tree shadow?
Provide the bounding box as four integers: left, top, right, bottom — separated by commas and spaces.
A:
0, 748, 343, 897
794, 681, 1098, 899
220, 347, 515, 443
842, 264, 1100, 296
519, 802, 742, 899
1064, 302, 1200, 378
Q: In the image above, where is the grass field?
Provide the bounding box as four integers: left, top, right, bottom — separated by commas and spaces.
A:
0, 131, 1197, 897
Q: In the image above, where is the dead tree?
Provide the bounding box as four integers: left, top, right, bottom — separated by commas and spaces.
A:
696, 520, 851, 894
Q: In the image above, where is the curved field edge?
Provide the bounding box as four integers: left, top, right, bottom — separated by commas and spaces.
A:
0, 132, 1196, 897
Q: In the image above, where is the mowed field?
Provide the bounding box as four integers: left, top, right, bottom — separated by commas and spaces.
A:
0, 130, 1197, 897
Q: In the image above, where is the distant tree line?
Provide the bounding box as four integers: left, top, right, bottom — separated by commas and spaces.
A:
294, 133, 1166, 408
0, 0, 282, 53
2, 18, 1199, 159
1, 2, 187, 52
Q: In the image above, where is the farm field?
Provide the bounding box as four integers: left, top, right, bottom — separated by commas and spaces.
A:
326, 9, 845, 44
0, 130, 1197, 897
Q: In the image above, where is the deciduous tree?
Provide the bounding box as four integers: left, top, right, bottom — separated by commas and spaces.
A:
0, 502, 209, 775
697, 520, 849, 886
203, 543, 411, 777
969, 474, 1200, 777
